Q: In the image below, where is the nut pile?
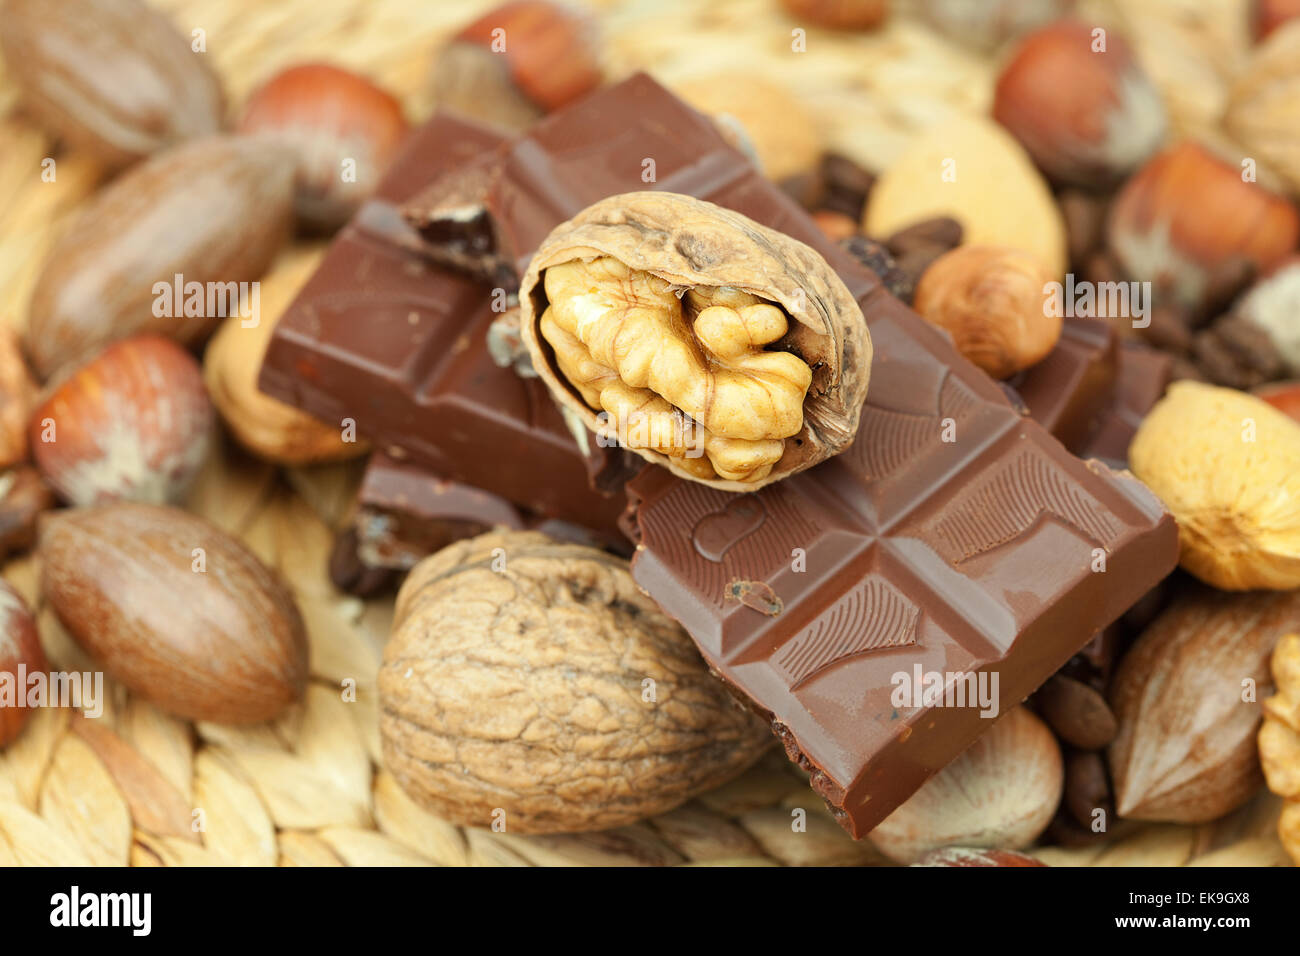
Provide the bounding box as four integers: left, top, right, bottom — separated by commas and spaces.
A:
1, 0, 1299, 871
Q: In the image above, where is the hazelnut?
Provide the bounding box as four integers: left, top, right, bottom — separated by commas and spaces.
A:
0, 578, 46, 748
0, 326, 38, 470
30, 336, 213, 507
519, 192, 871, 490
431, 1, 602, 132
1251, 0, 1300, 42
1255, 379, 1300, 422
912, 245, 1062, 379
1130, 381, 1300, 590
239, 63, 409, 232
1236, 257, 1300, 375
993, 21, 1166, 188
1225, 22, 1300, 199
917, 0, 1074, 52
0, 466, 56, 563
778, 0, 888, 30
868, 708, 1063, 863
39, 503, 308, 724
865, 115, 1068, 276
811, 209, 858, 241
673, 73, 822, 181
1107, 142, 1300, 313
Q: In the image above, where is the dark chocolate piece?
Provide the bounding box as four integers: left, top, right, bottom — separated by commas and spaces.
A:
329, 527, 399, 597
1008, 317, 1118, 453
258, 114, 628, 540
1079, 342, 1174, 468
354, 451, 633, 568
354, 451, 525, 570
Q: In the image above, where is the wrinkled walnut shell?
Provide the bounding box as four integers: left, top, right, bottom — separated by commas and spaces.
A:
379, 530, 770, 833
520, 192, 871, 490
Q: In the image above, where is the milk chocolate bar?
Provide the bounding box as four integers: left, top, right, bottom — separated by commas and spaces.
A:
354, 451, 629, 570
257, 114, 627, 540
1080, 342, 1174, 467
1009, 318, 1118, 452
355, 450, 525, 570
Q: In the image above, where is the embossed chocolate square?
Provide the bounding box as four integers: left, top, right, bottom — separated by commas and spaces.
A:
625, 277, 1179, 838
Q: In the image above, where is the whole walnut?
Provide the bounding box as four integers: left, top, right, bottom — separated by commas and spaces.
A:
912, 245, 1061, 379
379, 531, 771, 834
519, 192, 871, 490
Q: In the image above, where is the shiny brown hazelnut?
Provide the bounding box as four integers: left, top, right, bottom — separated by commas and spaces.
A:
431, 1, 602, 132
1108, 143, 1300, 313
1252, 0, 1300, 42
913, 245, 1062, 379
994, 21, 1165, 188
239, 63, 409, 232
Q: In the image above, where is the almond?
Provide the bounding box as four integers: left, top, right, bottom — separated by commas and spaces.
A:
1108, 586, 1300, 823
39, 503, 308, 724
0, 0, 225, 170
25, 135, 294, 379
868, 707, 1062, 863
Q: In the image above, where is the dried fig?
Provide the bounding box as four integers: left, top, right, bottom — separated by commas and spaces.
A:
519, 192, 871, 490
379, 530, 770, 833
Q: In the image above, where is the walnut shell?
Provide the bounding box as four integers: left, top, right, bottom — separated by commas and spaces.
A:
379, 530, 770, 833
519, 192, 871, 490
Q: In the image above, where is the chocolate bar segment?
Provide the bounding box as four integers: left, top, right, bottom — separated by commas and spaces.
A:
258, 114, 628, 540
354, 451, 631, 569
625, 276, 1178, 838
1080, 343, 1174, 467
355, 451, 526, 570
404, 73, 762, 284
1008, 318, 1118, 452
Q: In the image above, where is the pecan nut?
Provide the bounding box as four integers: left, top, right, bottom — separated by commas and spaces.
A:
520, 192, 871, 489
